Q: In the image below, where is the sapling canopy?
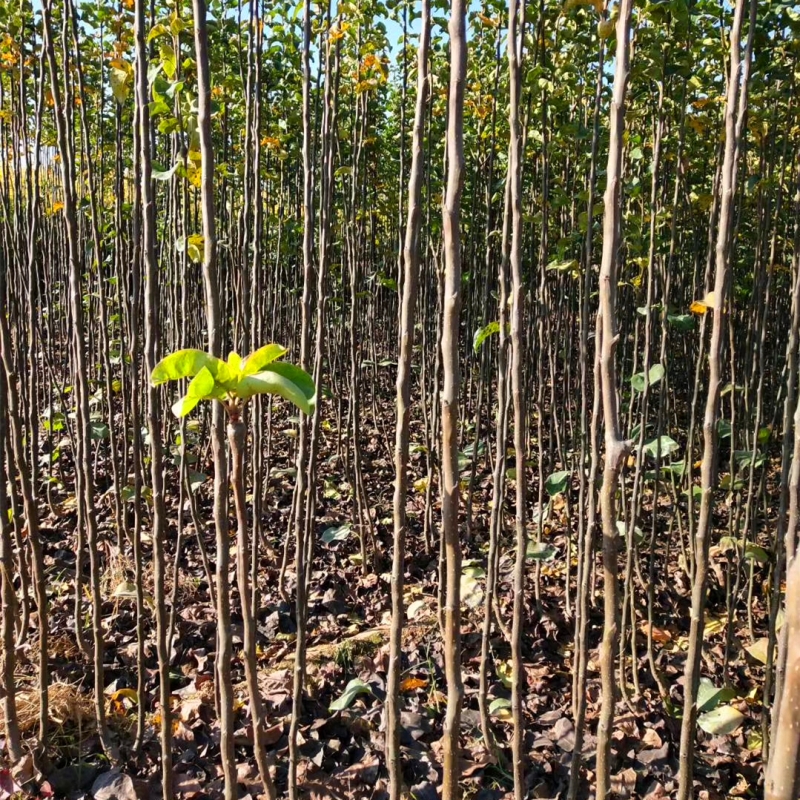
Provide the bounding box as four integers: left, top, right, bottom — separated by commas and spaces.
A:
151, 345, 316, 418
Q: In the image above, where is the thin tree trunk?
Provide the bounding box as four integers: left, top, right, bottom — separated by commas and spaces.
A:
676, 0, 753, 794
595, 0, 635, 794
440, 0, 467, 795
386, 0, 430, 794
191, 3, 237, 797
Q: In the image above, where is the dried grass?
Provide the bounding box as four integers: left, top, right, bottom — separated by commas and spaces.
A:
9, 680, 95, 734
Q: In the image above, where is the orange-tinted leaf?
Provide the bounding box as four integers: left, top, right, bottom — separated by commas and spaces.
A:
400, 677, 428, 693
641, 622, 672, 644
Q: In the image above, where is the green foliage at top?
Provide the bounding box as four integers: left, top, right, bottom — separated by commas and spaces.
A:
151, 345, 316, 418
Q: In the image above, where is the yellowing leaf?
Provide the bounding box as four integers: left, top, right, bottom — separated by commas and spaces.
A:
704, 616, 726, 637
489, 697, 513, 721
745, 637, 770, 665
329, 21, 350, 41
187, 233, 204, 264
598, 18, 616, 38
746, 730, 763, 751
111, 688, 139, 704
690, 291, 716, 314
496, 660, 513, 689
112, 580, 137, 598
109, 58, 133, 104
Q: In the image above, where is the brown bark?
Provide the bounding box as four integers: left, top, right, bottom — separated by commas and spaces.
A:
594, 0, 635, 794
677, 0, 753, 793
386, 0, 431, 794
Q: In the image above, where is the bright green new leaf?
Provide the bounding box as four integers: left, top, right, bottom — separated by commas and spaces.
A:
171, 394, 201, 418
227, 352, 243, 373
473, 321, 500, 353
237, 363, 316, 414
242, 343, 288, 375
152, 349, 221, 385
188, 366, 216, 399
153, 345, 315, 417
329, 678, 373, 711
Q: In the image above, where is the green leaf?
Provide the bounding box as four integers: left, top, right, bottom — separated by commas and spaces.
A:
615, 520, 645, 544
238, 363, 316, 414
329, 678, 373, 711
473, 321, 500, 353
187, 366, 216, 399
152, 349, 222, 385
734, 450, 765, 471
743, 543, 769, 564
152, 161, 179, 181
377, 274, 398, 292
188, 471, 207, 492
489, 697, 512, 720
112, 580, 138, 598
545, 470, 570, 496
527, 542, 557, 561
642, 436, 680, 459
171, 394, 201, 418
697, 678, 736, 713
697, 705, 745, 736
227, 352, 243, 373
147, 22, 170, 42
546, 258, 579, 273
242, 343, 288, 375
644, 461, 686, 482
321, 523, 351, 545
90, 421, 110, 441
631, 363, 665, 392
667, 313, 695, 331
160, 42, 177, 79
